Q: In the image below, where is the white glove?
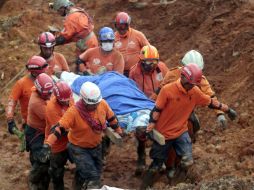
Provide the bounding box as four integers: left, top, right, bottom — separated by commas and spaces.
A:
217, 114, 227, 128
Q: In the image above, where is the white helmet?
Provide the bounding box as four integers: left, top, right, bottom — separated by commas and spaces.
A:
53, 0, 74, 11
80, 82, 102, 105
181, 50, 204, 70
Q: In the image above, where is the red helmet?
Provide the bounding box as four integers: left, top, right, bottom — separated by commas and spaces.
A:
38, 32, 56, 48
26, 56, 48, 76
115, 12, 131, 25
53, 81, 72, 102
181, 63, 202, 85
34, 73, 54, 99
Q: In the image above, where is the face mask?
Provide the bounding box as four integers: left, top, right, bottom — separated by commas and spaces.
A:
101, 42, 113, 52
141, 62, 155, 72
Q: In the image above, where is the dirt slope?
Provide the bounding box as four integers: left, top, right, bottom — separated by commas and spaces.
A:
0, 0, 253, 189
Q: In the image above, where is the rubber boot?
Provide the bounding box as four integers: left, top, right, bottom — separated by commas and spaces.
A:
86, 180, 101, 189
101, 136, 111, 165
72, 173, 84, 190
139, 168, 156, 190
135, 140, 146, 176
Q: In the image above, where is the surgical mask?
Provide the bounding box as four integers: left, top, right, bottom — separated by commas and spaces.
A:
101, 42, 113, 52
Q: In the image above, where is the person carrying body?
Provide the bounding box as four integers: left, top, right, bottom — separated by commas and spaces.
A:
76, 27, 124, 75
6, 56, 48, 140
150, 50, 230, 178
140, 64, 237, 189
129, 45, 168, 98
38, 31, 70, 76
114, 12, 150, 77
25, 73, 54, 189
41, 82, 123, 190
45, 81, 73, 190
52, 0, 98, 55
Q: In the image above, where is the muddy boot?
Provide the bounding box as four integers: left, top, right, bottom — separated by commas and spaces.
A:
135, 134, 146, 176
86, 180, 101, 189
135, 151, 146, 176
166, 167, 176, 179
28, 181, 39, 190
72, 173, 84, 190
139, 168, 156, 190
101, 136, 111, 166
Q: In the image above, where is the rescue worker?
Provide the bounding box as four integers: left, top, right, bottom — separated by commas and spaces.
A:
38, 31, 70, 76
25, 73, 54, 189
151, 50, 229, 178
45, 81, 73, 190
140, 64, 237, 189
41, 82, 123, 189
114, 12, 150, 77
6, 56, 48, 136
52, 0, 98, 55
129, 45, 168, 175
129, 45, 168, 98
76, 27, 124, 75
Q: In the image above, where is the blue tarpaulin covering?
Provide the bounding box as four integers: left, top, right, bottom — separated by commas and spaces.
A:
71, 71, 155, 115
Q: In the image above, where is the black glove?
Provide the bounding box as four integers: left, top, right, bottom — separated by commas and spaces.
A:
39, 144, 51, 163
7, 120, 17, 135
227, 108, 237, 121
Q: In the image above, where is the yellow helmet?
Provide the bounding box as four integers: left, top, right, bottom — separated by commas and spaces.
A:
140, 45, 159, 61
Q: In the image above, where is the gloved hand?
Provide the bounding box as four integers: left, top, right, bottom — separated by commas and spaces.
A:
217, 114, 227, 128
146, 123, 156, 133
115, 127, 124, 137
7, 120, 17, 135
227, 108, 237, 121
39, 144, 51, 163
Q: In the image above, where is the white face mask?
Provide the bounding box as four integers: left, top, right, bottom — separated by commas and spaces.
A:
101, 42, 113, 52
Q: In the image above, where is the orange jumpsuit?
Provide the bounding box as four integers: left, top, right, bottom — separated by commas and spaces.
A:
155, 80, 213, 140
114, 28, 150, 72
60, 7, 98, 54
78, 47, 124, 74
45, 96, 73, 153
129, 61, 168, 97
45, 52, 69, 76
46, 99, 119, 148
156, 67, 224, 168
6, 75, 34, 123
27, 88, 48, 133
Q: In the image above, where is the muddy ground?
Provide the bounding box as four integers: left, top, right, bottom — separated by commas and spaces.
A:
0, 0, 254, 189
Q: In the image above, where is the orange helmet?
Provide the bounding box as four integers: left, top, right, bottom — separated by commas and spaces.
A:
140, 45, 159, 61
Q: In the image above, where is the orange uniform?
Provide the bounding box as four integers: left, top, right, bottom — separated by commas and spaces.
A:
158, 66, 224, 115
114, 28, 150, 71
155, 79, 212, 140
6, 75, 34, 123
129, 61, 168, 97
27, 88, 48, 133
46, 99, 118, 148
61, 7, 98, 52
45, 52, 69, 76
45, 96, 73, 153
79, 47, 124, 74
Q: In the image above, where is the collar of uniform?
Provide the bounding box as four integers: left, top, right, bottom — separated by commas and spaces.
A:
117, 28, 131, 38
176, 79, 188, 94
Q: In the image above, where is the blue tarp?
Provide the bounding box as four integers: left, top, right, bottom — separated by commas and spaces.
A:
71, 71, 155, 115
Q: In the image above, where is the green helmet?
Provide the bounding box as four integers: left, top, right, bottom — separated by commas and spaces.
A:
181, 50, 204, 70
53, 0, 74, 11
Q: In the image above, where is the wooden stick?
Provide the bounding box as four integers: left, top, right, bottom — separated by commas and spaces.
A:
104, 127, 123, 147
0, 68, 26, 95
150, 129, 165, 145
